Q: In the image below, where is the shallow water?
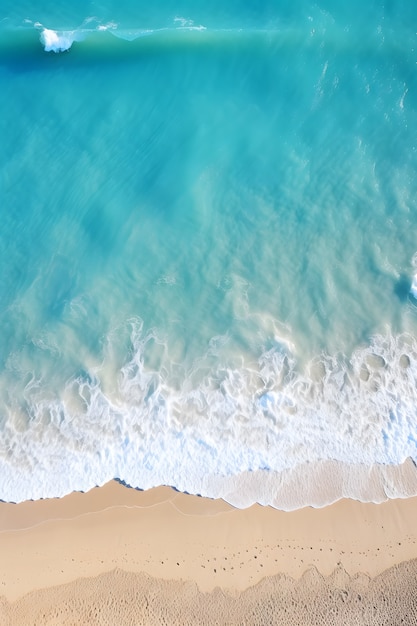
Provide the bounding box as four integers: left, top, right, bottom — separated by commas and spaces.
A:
1, 1, 417, 504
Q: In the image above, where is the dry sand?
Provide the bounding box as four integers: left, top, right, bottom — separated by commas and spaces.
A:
0, 481, 417, 624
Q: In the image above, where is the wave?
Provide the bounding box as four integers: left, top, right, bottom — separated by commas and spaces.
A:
0, 20, 251, 60
0, 18, 408, 64
37, 19, 209, 54
1, 320, 417, 507
0, 20, 291, 69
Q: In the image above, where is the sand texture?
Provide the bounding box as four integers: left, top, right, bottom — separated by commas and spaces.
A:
2, 563, 417, 625
1, 482, 417, 624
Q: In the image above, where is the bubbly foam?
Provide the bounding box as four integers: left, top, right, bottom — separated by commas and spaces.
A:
40, 28, 80, 53
1, 321, 417, 506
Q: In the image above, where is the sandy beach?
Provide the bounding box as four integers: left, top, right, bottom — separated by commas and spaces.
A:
1, 481, 417, 624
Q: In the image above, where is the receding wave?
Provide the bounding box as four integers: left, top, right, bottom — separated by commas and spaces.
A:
1, 319, 417, 507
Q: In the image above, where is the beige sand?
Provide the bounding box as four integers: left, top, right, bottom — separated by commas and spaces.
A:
1, 482, 417, 624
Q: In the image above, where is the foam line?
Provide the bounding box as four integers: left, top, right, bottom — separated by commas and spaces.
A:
1, 324, 417, 507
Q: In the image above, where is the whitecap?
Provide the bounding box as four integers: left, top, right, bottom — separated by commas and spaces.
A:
40, 28, 82, 53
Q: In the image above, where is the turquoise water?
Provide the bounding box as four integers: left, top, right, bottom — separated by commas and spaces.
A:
1, 1, 417, 505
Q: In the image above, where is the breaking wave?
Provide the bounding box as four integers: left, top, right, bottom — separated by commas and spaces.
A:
0, 17, 406, 62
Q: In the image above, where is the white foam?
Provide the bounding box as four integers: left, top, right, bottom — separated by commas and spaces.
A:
173, 16, 206, 30
40, 29, 72, 53
39, 28, 85, 53
1, 321, 417, 506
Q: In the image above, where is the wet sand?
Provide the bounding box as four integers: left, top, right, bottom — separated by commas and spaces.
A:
1, 481, 417, 624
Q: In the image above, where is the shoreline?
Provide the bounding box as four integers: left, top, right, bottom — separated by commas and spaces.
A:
1, 481, 417, 605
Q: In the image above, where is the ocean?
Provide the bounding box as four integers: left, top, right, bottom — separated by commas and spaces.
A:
1, 0, 417, 507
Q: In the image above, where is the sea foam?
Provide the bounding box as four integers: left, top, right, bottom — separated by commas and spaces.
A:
1, 321, 417, 507
40, 28, 80, 53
